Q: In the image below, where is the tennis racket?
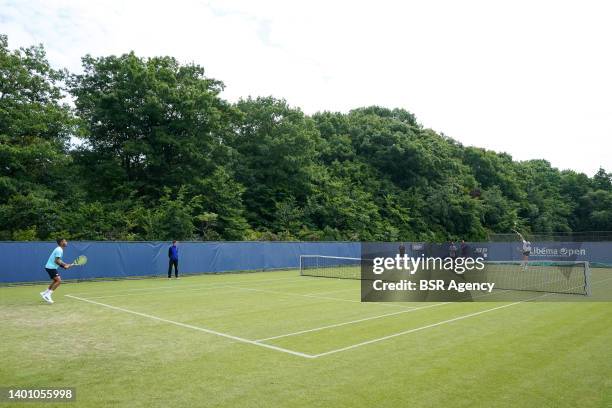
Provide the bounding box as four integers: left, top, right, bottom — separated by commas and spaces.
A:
72, 255, 88, 266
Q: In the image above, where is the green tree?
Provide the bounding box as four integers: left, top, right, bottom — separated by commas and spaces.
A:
193, 167, 249, 240
592, 168, 612, 191
2, 35, 611, 242
69, 52, 237, 200
151, 189, 197, 241
0, 35, 74, 239
578, 190, 612, 231
232, 97, 320, 227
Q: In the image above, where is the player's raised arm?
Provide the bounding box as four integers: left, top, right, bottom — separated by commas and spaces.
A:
512, 229, 526, 243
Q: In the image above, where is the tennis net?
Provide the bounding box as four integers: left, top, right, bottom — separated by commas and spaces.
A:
300, 255, 591, 296
475, 261, 591, 296
300, 255, 362, 280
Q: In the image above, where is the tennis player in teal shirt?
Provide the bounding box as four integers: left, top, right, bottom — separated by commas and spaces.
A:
40, 238, 72, 303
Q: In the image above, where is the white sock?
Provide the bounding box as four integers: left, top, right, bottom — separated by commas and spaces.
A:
43, 289, 50, 294
48, 290, 54, 294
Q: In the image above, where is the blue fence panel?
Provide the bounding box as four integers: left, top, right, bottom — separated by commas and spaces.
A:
0, 241, 362, 283
1, 240, 608, 284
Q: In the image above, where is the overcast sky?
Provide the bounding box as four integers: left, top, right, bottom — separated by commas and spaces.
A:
2, 0, 610, 175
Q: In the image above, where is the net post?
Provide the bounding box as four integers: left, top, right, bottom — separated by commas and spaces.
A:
585, 261, 592, 297
299, 255, 304, 276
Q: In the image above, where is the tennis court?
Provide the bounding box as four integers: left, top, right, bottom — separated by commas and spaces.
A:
2, 267, 612, 407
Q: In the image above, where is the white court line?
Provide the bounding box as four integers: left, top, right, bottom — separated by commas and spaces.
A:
310, 294, 548, 358
218, 285, 415, 310
71, 276, 357, 300
306, 287, 359, 296
308, 276, 612, 358
79, 286, 250, 300
69, 276, 303, 297
66, 277, 612, 360
65, 294, 315, 359
255, 302, 447, 342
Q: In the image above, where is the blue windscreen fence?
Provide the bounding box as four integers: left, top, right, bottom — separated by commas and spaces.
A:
1, 241, 610, 283
0, 241, 360, 283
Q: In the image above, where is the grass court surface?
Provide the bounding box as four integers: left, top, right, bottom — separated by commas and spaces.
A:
2, 269, 612, 407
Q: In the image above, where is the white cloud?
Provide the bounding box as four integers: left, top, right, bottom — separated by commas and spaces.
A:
1, 0, 610, 175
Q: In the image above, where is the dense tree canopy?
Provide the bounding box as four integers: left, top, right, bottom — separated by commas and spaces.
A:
1, 35, 611, 241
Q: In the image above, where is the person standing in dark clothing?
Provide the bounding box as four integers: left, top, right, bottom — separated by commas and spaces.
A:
449, 241, 458, 259
168, 240, 179, 279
